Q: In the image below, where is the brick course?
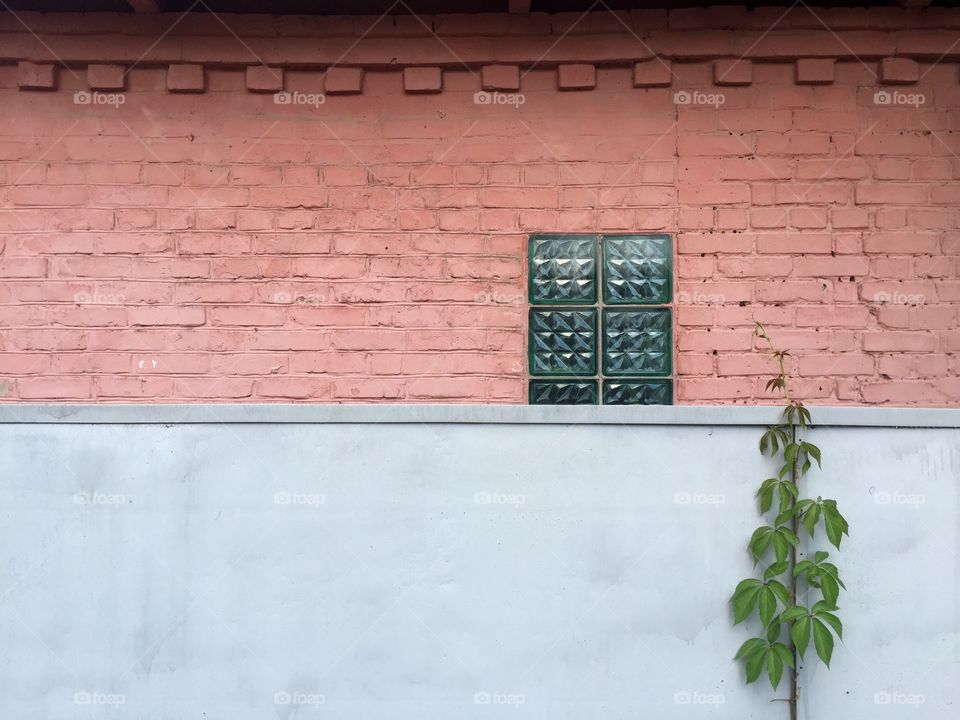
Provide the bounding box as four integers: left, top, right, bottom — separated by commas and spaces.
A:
0, 8, 958, 405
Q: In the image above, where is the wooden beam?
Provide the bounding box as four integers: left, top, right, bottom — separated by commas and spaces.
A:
126, 0, 165, 12
509, 0, 531, 13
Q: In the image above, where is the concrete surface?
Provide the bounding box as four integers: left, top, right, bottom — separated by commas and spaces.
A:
0, 413, 956, 718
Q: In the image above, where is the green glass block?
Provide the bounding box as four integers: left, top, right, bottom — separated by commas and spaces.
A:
528, 234, 598, 304
529, 308, 597, 376
530, 380, 599, 405
602, 308, 672, 376
603, 234, 672, 305
603, 379, 673, 405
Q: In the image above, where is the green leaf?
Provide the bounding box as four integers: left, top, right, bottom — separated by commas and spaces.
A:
820, 572, 840, 608
766, 647, 784, 690
781, 606, 807, 623
758, 586, 777, 627
767, 579, 790, 606
745, 647, 766, 683
764, 561, 788, 580
822, 502, 850, 550
758, 481, 776, 514
802, 502, 821, 538
793, 560, 814, 577
777, 483, 793, 514
766, 616, 782, 643
814, 550, 828, 563
791, 614, 811, 658
749, 526, 774, 563
812, 617, 835, 667
772, 532, 789, 564
815, 609, 843, 640
778, 527, 799, 546
821, 562, 846, 589
732, 579, 763, 624
772, 641, 795, 669
803, 442, 821, 468
785, 443, 799, 467
735, 637, 767, 661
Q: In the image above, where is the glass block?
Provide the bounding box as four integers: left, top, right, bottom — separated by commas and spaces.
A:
530, 380, 599, 405
602, 308, 672, 376
529, 308, 597, 376
528, 234, 598, 304
603, 379, 673, 405
603, 234, 671, 305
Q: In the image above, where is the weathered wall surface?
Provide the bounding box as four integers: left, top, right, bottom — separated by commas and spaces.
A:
0, 6, 958, 404
0, 406, 956, 718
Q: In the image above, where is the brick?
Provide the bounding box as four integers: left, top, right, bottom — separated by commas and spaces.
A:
324, 67, 363, 95
557, 64, 596, 91
481, 64, 520, 91
879, 57, 920, 85
403, 67, 442, 94
87, 64, 125, 91
246, 66, 283, 93
632, 59, 672, 87
713, 59, 752, 86
18, 378, 92, 399
796, 305, 870, 328
167, 64, 205, 93
863, 332, 938, 352
18, 61, 57, 90
795, 58, 834, 85
129, 307, 206, 327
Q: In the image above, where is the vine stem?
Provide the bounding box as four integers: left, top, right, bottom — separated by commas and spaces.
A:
789, 421, 800, 720
757, 320, 799, 720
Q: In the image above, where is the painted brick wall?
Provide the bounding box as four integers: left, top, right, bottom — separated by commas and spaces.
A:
0, 6, 958, 405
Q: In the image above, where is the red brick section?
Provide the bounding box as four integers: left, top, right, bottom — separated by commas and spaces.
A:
0, 7, 958, 405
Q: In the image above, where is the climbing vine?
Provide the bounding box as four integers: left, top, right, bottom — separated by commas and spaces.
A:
731, 322, 849, 720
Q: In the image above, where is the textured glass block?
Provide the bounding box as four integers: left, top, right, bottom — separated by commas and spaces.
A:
603, 234, 671, 305
530, 380, 599, 405
529, 308, 597, 376
528, 234, 598, 304
603, 379, 673, 405
602, 308, 672, 376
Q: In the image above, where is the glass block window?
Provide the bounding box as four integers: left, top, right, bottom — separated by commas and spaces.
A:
528, 233, 672, 406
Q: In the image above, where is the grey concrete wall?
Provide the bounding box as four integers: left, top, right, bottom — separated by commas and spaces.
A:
0, 406, 957, 719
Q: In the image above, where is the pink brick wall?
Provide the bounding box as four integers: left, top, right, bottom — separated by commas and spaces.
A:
0, 7, 958, 405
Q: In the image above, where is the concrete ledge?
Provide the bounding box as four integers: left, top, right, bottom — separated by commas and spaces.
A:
0, 404, 957, 427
